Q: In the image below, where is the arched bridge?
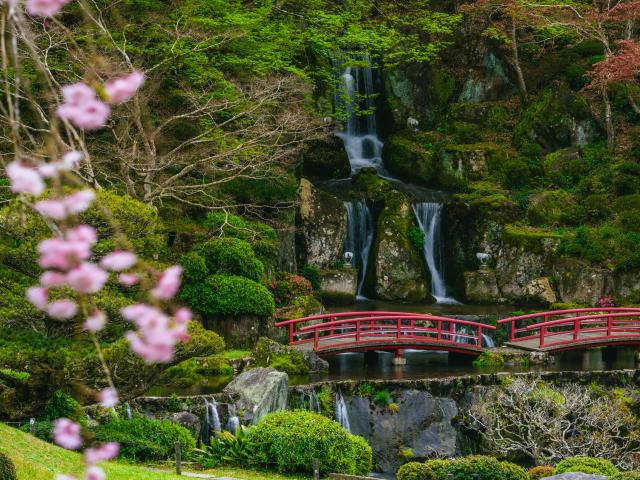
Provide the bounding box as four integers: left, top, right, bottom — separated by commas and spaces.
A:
274, 312, 496, 357
499, 307, 640, 352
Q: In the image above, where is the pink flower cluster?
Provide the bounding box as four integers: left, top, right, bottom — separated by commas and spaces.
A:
27, 0, 71, 17
53, 418, 119, 480
57, 72, 144, 130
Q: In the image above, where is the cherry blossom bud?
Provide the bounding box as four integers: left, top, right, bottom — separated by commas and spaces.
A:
151, 266, 182, 300
101, 251, 137, 271
6, 161, 45, 196
64, 189, 95, 215
84, 310, 107, 332
97, 387, 118, 408
40, 271, 67, 288
47, 299, 78, 319
26, 286, 48, 310
174, 307, 192, 326
66, 225, 97, 245
85, 466, 105, 480
26, 0, 70, 17
104, 71, 145, 104
67, 263, 108, 294
35, 199, 67, 220
85, 442, 119, 465
53, 418, 82, 450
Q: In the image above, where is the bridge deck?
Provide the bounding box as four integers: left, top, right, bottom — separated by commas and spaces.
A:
293, 333, 483, 356
508, 331, 640, 352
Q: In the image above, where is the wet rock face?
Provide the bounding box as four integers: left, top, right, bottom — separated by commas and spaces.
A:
373, 192, 429, 301
463, 270, 505, 304
345, 390, 459, 474
297, 179, 347, 269
552, 259, 614, 306
223, 367, 288, 425
320, 269, 357, 305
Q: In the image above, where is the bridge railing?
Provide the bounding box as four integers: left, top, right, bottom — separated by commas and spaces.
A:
275, 312, 496, 352
498, 308, 640, 348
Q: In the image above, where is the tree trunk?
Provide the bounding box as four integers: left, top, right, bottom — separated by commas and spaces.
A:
601, 82, 614, 149
510, 17, 528, 102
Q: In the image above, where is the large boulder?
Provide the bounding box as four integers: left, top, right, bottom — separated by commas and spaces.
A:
320, 269, 357, 305
541, 474, 608, 480
223, 367, 288, 425
523, 277, 557, 306
459, 52, 517, 103
301, 136, 350, 180
382, 132, 438, 186
297, 179, 347, 268
552, 258, 614, 305
464, 269, 505, 304
372, 191, 429, 301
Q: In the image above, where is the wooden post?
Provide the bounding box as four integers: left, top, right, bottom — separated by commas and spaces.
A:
175, 440, 182, 475
29, 418, 35, 436
313, 458, 320, 480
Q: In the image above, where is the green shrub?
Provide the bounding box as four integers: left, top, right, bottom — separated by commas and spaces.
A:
247, 410, 371, 475
425, 456, 527, 480
301, 265, 321, 291
500, 461, 528, 480
501, 158, 532, 188
356, 383, 376, 397
195, 237, 264, 282
19, 419, 54, 443
554, 457, 619, 476
611, 473, 640, 479
528, 466, 554, 480
181, 274, 275, 317
397, 462, 436, 480
268, 352, 310, 376
373, 390, 392, 407
350, 435, 373, 476
268, 273, 313, 307
425, 459, 451, 479
42, 390, 87, 426
408, 226, 425, 251
180, 252, 209, 282
93, 418, 195, 461
0, 451, 17, 480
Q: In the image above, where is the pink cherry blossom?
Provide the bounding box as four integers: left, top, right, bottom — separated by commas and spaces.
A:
61, 83, 96, 105
150, 265, 182, 300
101, 251, 137, 271
57, 84, 111, 130
39, 151, 83, 178
84, 310, 107, 332
125, 330, 175, 363
67, 263, 108, 294
38, 237, 91, 270
105, 71, 145, 104
85, 442, 119, 465
41, 271, 67, 288
53, 418, 82, 450
97, 387, 118, 408
118, 273, 139, 287
85, 466, 106, 480
27, 286, 48, 310
55, 475, 77, 480
66, 225, 97, 245
35, 199, 67, 220
64, 189, 95, 215
6, 161, 45, 196
26, 0, 70, 17
47, 299, 78, 319
174, 307, 192, 326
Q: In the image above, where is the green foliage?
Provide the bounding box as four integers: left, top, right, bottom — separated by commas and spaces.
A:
180, 252, 209, 282
528, 466, 554, 480
247, 411, 372, 475
268, 353, 310, 376
424, 459, 451, 479
425, 456, 527, 480
196, 426, 254, 468
93, 418, 195, 461
373, 390, 392, 407
0, 369, 30, 382
472, 351, 506, 368
543, 148, 586, 189
301, 265, 321, 291
195, 237, 264, 282
42, 390, 87, 426
558, 225, 640, 271
0, 451, 17, 480
408, 226, 425, 251
527, 190, 586, 227
268, 272, 313, 307
611, 473, 640, 480
19, 420, 54, 443
356, 383, 376, 397
167, 393, 182, 412
554, 457, 619, 476
397, 462, 436, 480
181, 274, 275, 317
317, 387, 335, 418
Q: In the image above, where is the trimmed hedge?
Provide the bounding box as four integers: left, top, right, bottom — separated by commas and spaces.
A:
181, 274, 275, 317
248, 411, 372, 475
397, 462, 436, 480
92, 418, 195, 461
528, 466, 554, 480
0, 451, 17, 480
425, 456, 527, 480
195, 237, 264, 282
554, 457, 619, 476
611, 473, 640, 479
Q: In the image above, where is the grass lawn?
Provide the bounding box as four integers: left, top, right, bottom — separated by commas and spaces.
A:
220, 349, 251, 359
0, 422, 310, 480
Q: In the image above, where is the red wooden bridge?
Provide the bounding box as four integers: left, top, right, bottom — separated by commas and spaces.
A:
274, 312, 497, 358
498, 307, 640, 352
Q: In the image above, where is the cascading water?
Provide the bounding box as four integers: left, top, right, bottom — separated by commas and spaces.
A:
202, 398, 222, 445
226, 404, 240, 435
344, 200, 374, 298
335, 389, 351, 433
412, 202, 459, 305
451, 324, 495, 348
124, 403, 132, 420
334, 55, 384, 174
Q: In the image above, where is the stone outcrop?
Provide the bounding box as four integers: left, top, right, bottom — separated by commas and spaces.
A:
463, 270, 505, 304
297, 179, 347, 269
523, 277, 557, 305
320, 269, 357, 305
301, 136, 351, 180
223, 367, 288, 425
552, 258, 614, 306
373, 191, 429, 301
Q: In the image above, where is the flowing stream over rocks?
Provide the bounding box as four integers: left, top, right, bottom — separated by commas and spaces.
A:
344, 200, 374, 298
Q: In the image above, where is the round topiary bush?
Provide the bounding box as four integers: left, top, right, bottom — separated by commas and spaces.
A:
528, 465, 554, 480
248, 410, 371, 475
554, 457, 619, 476
180, 274, 275, 317
0, 451, 17, 480
195, 237, 264, 282
426, 456, 526, 480
424, 459, 452, 479
397, 462, 436, 480
180, 252, 209, 282
499, 461, 528, 480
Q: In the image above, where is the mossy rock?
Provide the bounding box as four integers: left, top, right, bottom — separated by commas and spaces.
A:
352, 167, 395, 202
503, 224, 563, 255
252, 337, 310, 376
439, 142, 511, 184
301, 136, 350, 179
383, 131, 438, 185
543, 147, 586, 188
453, 182, 518, 223
527, 190, 587, 227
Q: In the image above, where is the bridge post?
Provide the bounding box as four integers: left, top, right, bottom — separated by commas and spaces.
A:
392, 349, 406, 366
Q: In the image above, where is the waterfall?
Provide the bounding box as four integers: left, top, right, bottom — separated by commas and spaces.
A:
124, 403, 132, 420
412, 202, 459, 305
451, 324, 495, 347
203, 398, 221, 444
335, 389, 351, 433
344, 200, 374, 298
334, 55, 384, 174
226, 404, 240, 435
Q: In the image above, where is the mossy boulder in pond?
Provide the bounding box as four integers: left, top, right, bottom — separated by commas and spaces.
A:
301, 136, 350, 179
373, 190, 429, 301
297, 179, 347, 268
